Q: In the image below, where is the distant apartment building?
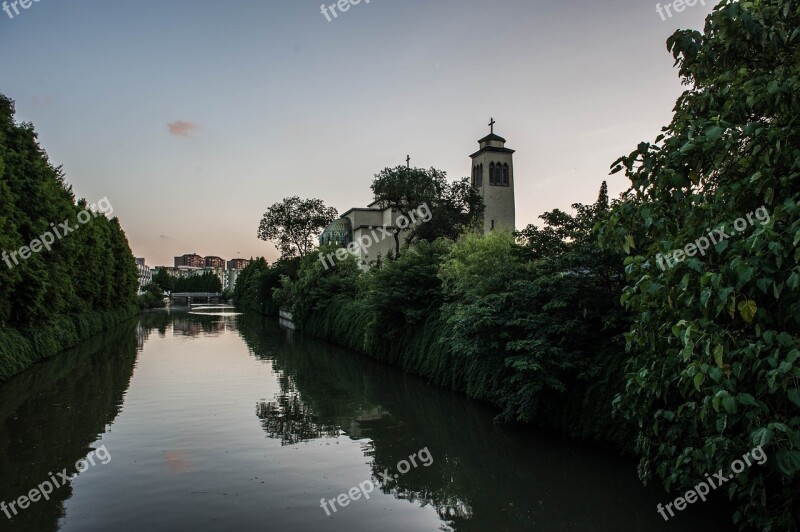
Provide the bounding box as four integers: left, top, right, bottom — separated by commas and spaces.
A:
174, 254, 204, 268
135, 258, 152, 294
227, 258, 250, 270
205, 256, 226, 269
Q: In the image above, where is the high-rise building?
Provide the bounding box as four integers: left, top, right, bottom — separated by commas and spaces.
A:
205, 256, 226, 269
175, 254, 204, 268
227, 258, 250, 271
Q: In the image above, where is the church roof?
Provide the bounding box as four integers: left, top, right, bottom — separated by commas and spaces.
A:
478, 132, 507, 144
341, 207, 383, 217
470, 145, 515, 158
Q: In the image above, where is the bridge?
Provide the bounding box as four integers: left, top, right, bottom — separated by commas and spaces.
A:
170, 292, 222, 306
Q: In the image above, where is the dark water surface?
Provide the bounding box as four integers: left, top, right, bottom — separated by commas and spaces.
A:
0, 309, 735, 531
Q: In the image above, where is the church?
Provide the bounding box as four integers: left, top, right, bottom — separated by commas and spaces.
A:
319, 120, 517, 269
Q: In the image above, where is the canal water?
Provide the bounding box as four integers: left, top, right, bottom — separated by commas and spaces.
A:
0, 309, 734, 531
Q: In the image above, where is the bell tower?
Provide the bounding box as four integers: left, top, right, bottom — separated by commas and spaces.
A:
470, 118, 516, 232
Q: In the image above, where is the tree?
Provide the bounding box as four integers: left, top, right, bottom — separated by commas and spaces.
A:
152, 267, 174, 293
371, 166, 482, 256
599, 1, 800, 528
371, 166, 446, 256
411, 177, 484, 243
138, 282, 165, 309
257, 197, 338, 258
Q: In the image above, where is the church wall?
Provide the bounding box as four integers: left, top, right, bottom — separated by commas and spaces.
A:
344, 209, 383, 230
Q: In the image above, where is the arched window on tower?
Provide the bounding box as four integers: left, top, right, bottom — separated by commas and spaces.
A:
477, 164, 483, 187
489, 163, 495, 185
503, 163, 510, 186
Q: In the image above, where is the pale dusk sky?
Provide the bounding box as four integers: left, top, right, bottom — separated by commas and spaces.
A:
0, 0, 714, 265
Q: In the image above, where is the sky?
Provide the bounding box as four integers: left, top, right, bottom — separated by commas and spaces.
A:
0, 0, 715, 266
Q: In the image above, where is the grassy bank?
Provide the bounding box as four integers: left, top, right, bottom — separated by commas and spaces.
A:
0, 305, 139, 382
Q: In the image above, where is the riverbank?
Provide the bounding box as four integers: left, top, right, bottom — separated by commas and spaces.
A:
0, 305, 139, 382
270, 303, 634, 452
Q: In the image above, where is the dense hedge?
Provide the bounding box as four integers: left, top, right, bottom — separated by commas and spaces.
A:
0, 93, 140, 380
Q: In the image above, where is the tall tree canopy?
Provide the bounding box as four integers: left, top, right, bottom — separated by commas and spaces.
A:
257, 196, 338, 258
371, 166, 483, 255
0, 93, 138, 330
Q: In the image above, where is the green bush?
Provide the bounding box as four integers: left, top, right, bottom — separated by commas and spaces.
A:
599, 0, 800, 528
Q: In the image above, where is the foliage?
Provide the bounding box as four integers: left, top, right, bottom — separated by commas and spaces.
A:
152, 267, 173, 292
151, 268, 222, 293
371, 166, 483, 255
410, 176, 485, 242
137, 282, 166, 310
265, 185, 632, 447
599, 1, 800, 529
436, 184, 630, 425
233, 256, 301, 315
257, 196, 338, 258
0, 93, 139, 379
172, 271, 222, 293
0, 306, 138, 382
0, 93, 139, 376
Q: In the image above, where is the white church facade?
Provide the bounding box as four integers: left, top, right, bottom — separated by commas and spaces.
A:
319, 121, 516, 269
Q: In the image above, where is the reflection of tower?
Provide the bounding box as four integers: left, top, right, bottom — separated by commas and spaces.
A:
470, 118, 516, 232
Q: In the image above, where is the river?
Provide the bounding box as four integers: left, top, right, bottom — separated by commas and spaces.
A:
0, 308, 735, 531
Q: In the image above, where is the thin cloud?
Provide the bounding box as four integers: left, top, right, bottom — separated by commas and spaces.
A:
167, 120, 200, 137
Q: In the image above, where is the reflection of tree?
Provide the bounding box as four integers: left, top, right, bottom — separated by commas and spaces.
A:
0, 321, 140, 532
171, 314, 228, 337
236, 313, 473, 526
256, 392, 340, 446
138, 309, 174, 339
236, 312, 732, 532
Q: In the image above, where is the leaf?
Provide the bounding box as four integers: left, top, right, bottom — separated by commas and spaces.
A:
737, 393, 758, 407
706, 126, 724, 142
775, 450, 800, 476
751, 427, 774, 447
788, 388, 800, 409
623, 234, 635, 254
738, 300, 757, 323
714, 345, 724, 368
694, 372, 704, 392
767, 80, 779, 94
721, 395, 736, 415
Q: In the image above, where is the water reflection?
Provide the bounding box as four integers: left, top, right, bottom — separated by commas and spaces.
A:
0, 310, 737, 532
0, 319, 141, 532
256, 393, 341, 446
237, 312, 735, 532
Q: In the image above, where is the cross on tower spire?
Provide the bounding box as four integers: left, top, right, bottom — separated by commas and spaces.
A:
489, 117, 496, 134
